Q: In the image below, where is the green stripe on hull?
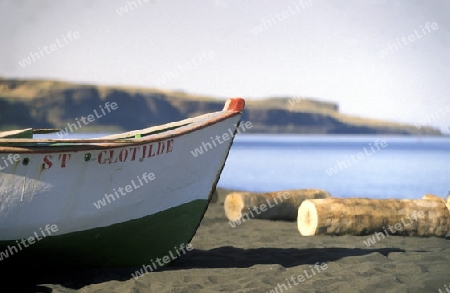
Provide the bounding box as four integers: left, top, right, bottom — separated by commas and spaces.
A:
0, 199, 208, 268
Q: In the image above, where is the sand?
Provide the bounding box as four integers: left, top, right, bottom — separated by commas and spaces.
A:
3, 188, 450, 293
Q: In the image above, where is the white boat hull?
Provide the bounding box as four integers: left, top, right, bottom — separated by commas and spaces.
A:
0, 98, 245, 267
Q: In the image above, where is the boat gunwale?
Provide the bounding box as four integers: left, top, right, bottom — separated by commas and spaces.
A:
0, 97, 245, 154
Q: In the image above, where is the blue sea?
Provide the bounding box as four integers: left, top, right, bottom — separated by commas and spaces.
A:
218, 135, 450, 200
38, 133, 450, 200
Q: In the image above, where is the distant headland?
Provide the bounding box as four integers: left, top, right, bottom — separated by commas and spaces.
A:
0, 77, 441, 135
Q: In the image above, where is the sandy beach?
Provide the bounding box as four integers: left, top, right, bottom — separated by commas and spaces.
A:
4, 188, 450, 293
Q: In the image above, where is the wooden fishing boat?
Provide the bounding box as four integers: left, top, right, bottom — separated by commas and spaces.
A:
0, 97, 245, 268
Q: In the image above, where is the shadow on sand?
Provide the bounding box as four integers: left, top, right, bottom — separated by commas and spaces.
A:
1, 246, 407, 292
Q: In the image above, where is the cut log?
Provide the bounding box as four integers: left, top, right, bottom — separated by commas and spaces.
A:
224, 189, 331, 222
423, 194, 445, 202
423, 194, 450, 212
297, 198, 450, 237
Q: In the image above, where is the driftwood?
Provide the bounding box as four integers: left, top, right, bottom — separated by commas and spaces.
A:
423, 194, 450, 212
224, 189, 331, 222
423, 194, 445, 202
297, 198, 450, 237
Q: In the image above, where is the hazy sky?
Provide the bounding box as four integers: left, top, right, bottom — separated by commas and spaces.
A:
1, 0, 449, 133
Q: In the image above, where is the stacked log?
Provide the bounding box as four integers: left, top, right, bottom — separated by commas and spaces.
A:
224, 189, 331, 222
297, 198, 450, 237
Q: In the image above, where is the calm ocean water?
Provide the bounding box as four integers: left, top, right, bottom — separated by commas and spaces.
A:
218, 135, 450, 199
38, 133, 450, 200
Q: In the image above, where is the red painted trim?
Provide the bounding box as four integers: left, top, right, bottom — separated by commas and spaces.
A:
223, 97, 245, 112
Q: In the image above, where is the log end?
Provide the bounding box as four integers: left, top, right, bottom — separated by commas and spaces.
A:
224, 192, 245, 222
297, 200, 319, 236
423, 194, 445, 202
423, 194, 450, 215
